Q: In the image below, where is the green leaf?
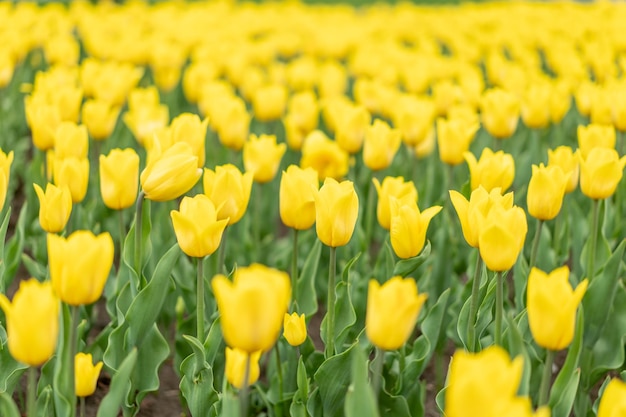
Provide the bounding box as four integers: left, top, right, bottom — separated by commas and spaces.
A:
392, 241, 431, 278
0, 391, 20, 417
52, 304, 73, 417
580, 200, 611, 278
122, 198, 153, 296
0, 325, 28, 394
131, 324, 170, 412
345, 344, 380, 417
96, 348, 138, 417
314, 342, 357, 417
290, 356, 310, 417
0, 208, 11, 293
36, 385, 54, 417
504, 311, 531, 396
179, 336, 218, 417
3, 203, 27, 291
374, 240, 394, 281
20, 253, 47, 281
297, 239, 321, 318
204, 316, 223, 367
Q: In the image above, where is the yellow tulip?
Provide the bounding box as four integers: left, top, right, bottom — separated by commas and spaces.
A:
590, 88, 613, 126
75, 353, 103, 397
372, 176, 418, 231
53, 157, 89, 203
24, 97, 61, 151
548, 146, 579, 193
252, 84, 288, 122
170, 195, 229, 258
215, 98, 250, 152
389, 198, 441, 259
366, 276, 427, 350
140, 142, 202, 202
279, 165, 319, 230
335, 105, 370, 154
300, 130, 349, 181
123, 104, 169, 147
527, 266, 588, 351
521, 82, 551, 129
392, 96, 436, 147
597, 378, 626, 417
436, 117, 479, 166
81, 99, 120, 141
0, 148, 13, 210
212, 264, 291, 352
0, 52, 13, 88
577, 124, 615, 159
284, 114, 307, 152
287, 90, 319, 134
170, 113, 209, 168
283, 312, 307, 347
413, 128, 436, 159
203, 164, 253, 225
363, 119, 402, 171
243, 134, 287, 184
48, 231, 114, 306
549, 80, 571, 124
225, 348, 262, 389
612, 85, 626, 132
314, 177, 359, 248
54, 122, 89, 160
33, 183, 72, 233
99, 148, 140, 210
478, 204, 527, 272
527, 164, 570, 221
579, 148, 626, 200
480, 88, 520, 139
465, 148, 515, 192
0, 279, 59, 366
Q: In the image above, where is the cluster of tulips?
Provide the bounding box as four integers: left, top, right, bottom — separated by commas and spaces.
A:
0, 0, 625, 417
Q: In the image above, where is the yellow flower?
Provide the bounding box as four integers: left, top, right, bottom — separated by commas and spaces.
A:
521, 82, 551, 129
579, 148, 626, 200
300, 130, 349, 180
75, 353, 103, 397
243, 134, 287, 183
577, 124, 616, 159
335, 105, 371, 154
366, 276, 427, 350
363, 119, 402, 171
99, 148, 140, 210
449, 186, 514, 248
215, 98, 250, 152
225, 348, 262, 389
33, 183, 72, 233
53, 157, 90, 203
392, 96, 436, 147
48, 231, 114, 306
0, 52, 13, 88
123, 104, 169, 147
0, 148, 13, 210
170, 195, 229, 258
54, 122, 89, 160
597, 378, 626, 417
170, 113, 209, 168
140, 142, 202, 202
549, 80, 571, 124
252, 84, 288, 122
283, 312, 307, 347
314, 177, 359, 248
480, 88, 520, 139
287, 90, 319, 134
372, 176, 418, 231
548, 146, 579, 193
203, 164, 253, 225
478, 204, 527, 272
527, 164, 570, 221
465, 148, 515, 192
527, 266, 588, 351
0, 279, 59, 366
389, 198, 441, 259
212, 264, 291, 352
436, 117, 479, 166
81, 99, 120, 141
24, 97, 62, 151
279, 165, 319, 230
413, 128, 436, 159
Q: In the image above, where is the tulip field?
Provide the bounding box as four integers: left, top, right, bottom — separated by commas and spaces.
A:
1, 0, 626, 416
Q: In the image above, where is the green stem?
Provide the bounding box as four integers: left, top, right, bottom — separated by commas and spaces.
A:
27, 366, 37, 417
274, 344, 283, 402
196, 257, 205, 341
371, 347, 384, 402
587, 199, 600, 280
218, 226, 228, 275
324, 246, 337, 359
495, 271, 504, 346
80, 396, 85, 417
467, 252, 483, 352
240, 353, 251, 417
118, 209, 126, 258
539, 349, 555, 406
291, 229, 299, 307
364, 172, 377, 251
529, 219, 544, 270
253, 183, 262, 260
133, 191, 146, 289
68, 305, 79, 417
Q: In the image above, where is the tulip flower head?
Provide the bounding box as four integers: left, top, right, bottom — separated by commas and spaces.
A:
478, 203, 527, 272
436, 116, 479, 166
579, 147, 626, 200
464, 148, 515, 192
283, 312, 307, 346
314, 177, 359, 247
225, 347, 262, 389
521, 81, 551, 129
53, 156, 90, 203
480, 88, 520, 139
373, 176, 418, 230
99, 148, 140, 210
53, 122, 89, 160
253, 83, 288, 122
577, 124, 616, 159
527, 164, 570, 221
363, 119, 402, 171
548, 146, 579, 193
335, 105, 371, 154
597, 378, 626, 417
279, 165, 319, 230
170, 113, 209, 168
0, 148, 13, 210
81, 99, 120, 141
75, 353, 103, 397
243, 134, 287, 183
203, 164, 254, 225
33, 183, 72, 233
389, 198, 441, 259
300, 130, 350, 180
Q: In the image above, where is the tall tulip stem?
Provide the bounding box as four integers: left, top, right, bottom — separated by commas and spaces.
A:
467, 252, 483, 352
218, 226, 228, 275
364, 172, 377, 250
495, 271, 504, 346
118, 210, 126, 258
587, 199, 600, 280
274, 344, 284, 401
325, 246, 337, 358
27, 366, 37, 417
196, 257, 205, 341
66, 304, 79, 417
134, 191, 146, 289
240, 353, 252, 417
80, 397, 85, 417
291, 229, 299, 307
539, 349, 555, 406
371, 347, 384, 401
529, 219, 544, 270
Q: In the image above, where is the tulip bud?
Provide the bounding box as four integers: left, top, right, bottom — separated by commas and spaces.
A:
123, 104, 169, 147
579, 148, 626, 200
335, 105, 370, 154
392, 96, 436, 147
548, 146, 579, 193
99, 148, 140, 210
170, 113, 209, 168
48, 231, 114, 305
363, 119, 402, 171
0, 148, 13, 210
225, 347, 262, 389
33, 183, 72, 233
464, 148, 515, 192
283, 312, 307, 346
597, 378, 626, 417
0, 279, 59, 366
203, 164, 253, 225
300, 130, 349, 181
215, 98, 250, 151
389, 198, 441, 259
81, 99, 121, 141
372, 176, 418, 231
24, 97, 62, 151
53, 156, 90, 203
480, 88, 520, 140
279, 165, 318, 230
75, 353, 103, 397
252, 84, 287, 122
243, 134, 287, 183
54, 122, 89, 160
478, 204, 527, 272
577, 124, 616, 159
314, 177, 359, 248
366, 276, 427, 350
527, 164, 570, 221
287, 90, 319, 134
521, 82, 551, 129
436, 117, 479, 166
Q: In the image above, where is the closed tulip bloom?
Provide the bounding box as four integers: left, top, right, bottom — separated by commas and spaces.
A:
527, 164, 570, 221
314, 178, 359, 247
140, 142, 202, 202
390, 198, 441, 259
33, 183, 72, 233
0, 148, 13, 210
548, 146, 579, 193
99, 149, 139, 210
478, 204, 527, 272
300, 130, 349, 180
283, 312, 307, 346
413, 128, 436, 159
527, 266, 587, 351
480, 88, 520, 139
436, 117, 479, 165
577, 124, 616, 159
243, 134, 287, 183
393, 96, 436, 147
465, 148, 515, 192
123, 105, 169, 147
81, 99, 120, 141
0, 279, 59, 366
170, 113, 209, 168
216, 99, 250, 151
549, 81, 571, 124
449, 186, 514, 248
579, 148, 626, 200
75, 353, 103, 397
212, 264, 291, 352
366, 276, 427, 350
521, 82, 551, 129
25, 98, 62, 151
363, 119, 402, 171
225, 348, 262, 389
53, 157, 89, 203
253, 84, 288, 122
597, 379, 626, 417
203, 164, 253, 225
171, 195, 229, 258
279, 165, 319, 230
287, 90, 319, 134
54, 122, 89, 159
48, 231, 114, 305
373, 176, 418, 230
335, 105, 370, 154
